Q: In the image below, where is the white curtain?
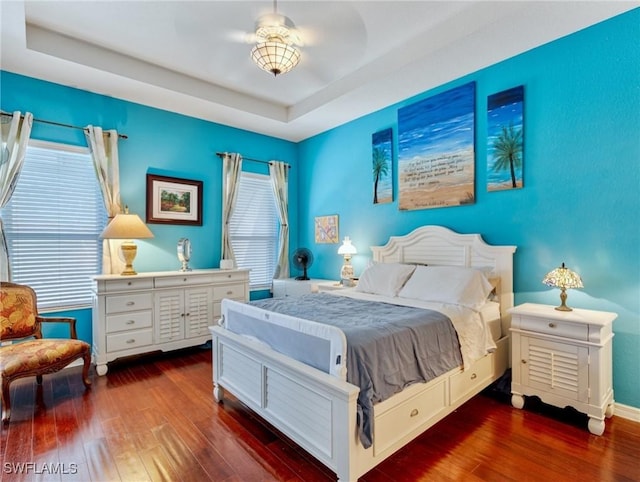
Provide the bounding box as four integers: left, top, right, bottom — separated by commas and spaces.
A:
0, 111, 33, 281
86, 125, 124, 275
269, 161, 289, 279
221, 153, 243, 262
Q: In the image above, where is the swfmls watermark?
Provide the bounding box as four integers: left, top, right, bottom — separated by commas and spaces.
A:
3, 462, 79, 475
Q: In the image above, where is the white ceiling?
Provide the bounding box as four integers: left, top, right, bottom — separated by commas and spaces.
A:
1, 1, 637, 142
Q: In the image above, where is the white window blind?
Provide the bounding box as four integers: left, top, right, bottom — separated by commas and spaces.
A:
228, 172, 278, 290
2, 140, 107, 310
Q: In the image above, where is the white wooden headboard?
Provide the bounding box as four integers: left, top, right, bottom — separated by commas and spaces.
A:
371, 226, 517, 333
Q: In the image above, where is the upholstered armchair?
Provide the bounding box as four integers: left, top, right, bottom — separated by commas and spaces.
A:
0, 282, 91, 424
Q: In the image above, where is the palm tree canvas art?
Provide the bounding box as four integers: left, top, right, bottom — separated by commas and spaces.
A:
487, 86, 524, 191
372, 128, 393, 204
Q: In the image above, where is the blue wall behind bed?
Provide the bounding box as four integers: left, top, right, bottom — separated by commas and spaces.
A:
297, 10, 640, 409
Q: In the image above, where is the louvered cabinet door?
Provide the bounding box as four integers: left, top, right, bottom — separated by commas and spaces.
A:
155, 290, 186, 343
184, 287, 214, 338
520, 336, 589, 403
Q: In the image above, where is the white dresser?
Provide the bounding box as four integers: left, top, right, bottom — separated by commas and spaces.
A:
509, 303, 616, 435
92, 269, 249, 375
272, 277, 334, 298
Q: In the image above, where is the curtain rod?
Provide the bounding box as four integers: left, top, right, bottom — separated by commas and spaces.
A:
215, 151, 290, 168
1, 111, 128, 139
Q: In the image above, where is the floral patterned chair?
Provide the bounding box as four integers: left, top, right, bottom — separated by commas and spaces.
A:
0, 282, 91, 424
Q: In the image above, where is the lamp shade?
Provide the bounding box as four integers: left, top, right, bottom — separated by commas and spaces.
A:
251, 40, 300, 76
338, 236, 357, 256
100, 213, 154, 240
542, 262, 583, 290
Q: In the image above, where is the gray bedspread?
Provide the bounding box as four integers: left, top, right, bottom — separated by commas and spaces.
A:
251, 292, 463, 448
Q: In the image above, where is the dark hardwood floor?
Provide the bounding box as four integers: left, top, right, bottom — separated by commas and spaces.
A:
1, 347, 639, 482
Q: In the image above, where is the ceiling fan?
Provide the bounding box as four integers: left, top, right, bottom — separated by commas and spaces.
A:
249, 0, 304, 76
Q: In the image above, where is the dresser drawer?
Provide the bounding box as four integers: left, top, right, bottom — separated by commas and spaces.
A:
107, 328, 153, 352
104, 278, 153, 292
450, 353, 493, 404
374, 378, 447, 457
519, 316, 588, 341
154, 275, 215, 288
106, 293, 153, 314
213, 283, 246, 300
106, 310, 152, 334
216, 271, 249, 283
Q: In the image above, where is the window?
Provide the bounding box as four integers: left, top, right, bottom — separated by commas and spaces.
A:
228, 172, 278, 290
2, 140, 107, 310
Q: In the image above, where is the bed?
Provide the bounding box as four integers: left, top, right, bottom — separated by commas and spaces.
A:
210, 226, 516, 481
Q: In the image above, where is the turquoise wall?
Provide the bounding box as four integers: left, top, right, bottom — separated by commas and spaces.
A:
0, 71, 299, 333
2, 9, 638, 408
297, 10, 640, 408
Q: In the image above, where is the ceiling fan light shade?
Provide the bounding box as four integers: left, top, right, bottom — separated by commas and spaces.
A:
251, 40, 300, 76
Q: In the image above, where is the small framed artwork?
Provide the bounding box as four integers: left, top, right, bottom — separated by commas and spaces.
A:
146, 174, 203, 225
314, 215, 339, 243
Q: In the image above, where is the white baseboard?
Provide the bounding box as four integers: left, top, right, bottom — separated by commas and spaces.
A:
615, 402, 640, 422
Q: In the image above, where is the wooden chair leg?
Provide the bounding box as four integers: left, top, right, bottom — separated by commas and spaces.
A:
1, 378, 11, 425
81, 350, 92, 388
36, 374, 43, 385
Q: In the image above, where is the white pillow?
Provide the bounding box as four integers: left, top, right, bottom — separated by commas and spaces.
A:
355, 262, 416, 297
398, 265, 493, 309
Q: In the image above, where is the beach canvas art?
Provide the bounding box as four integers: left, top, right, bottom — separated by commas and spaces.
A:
487, 85, 524, 191
398, 82, 476, 210
372, 128, 393, 204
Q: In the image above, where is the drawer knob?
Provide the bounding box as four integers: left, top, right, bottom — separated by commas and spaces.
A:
470, 373, 477, 380
126, 320, 135, 325
126, 339, 135, 344
521, 359, 527, 364
410, 408, 419, 418
548, 322, 556, 328
127, 281, 132, 286
126, 301, 135, 306
183, 278, 187, 282
226, 290, 233, 295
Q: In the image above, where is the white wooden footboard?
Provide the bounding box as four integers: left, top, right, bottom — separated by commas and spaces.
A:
211, 324, 509, 482
211, 325, 361, 480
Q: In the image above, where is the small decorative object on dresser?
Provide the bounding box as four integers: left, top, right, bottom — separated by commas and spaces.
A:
509, 303, 616, 435
177, 238, 192, 272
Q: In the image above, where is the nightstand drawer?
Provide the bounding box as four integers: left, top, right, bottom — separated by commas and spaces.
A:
519, 317, 588, 341
106, 310, 153, 334
107, 328, 153, 352
106, 293, 153, 314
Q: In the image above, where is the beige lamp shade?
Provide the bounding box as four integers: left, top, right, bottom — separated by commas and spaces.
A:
100, 212, 154, 275
542, 262, 583, 311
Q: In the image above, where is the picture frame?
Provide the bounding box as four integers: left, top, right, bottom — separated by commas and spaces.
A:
314, 215, 339, 243
146, 174, 203, 225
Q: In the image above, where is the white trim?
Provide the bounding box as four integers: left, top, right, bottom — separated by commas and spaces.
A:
614, 403, 640, 423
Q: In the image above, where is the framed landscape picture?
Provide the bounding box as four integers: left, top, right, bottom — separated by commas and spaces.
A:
146, 174, 203, 225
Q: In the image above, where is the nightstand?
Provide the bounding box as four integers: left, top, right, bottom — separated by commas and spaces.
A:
509, 303, 616, 435
316, 280, 347, 291
272, 278, 333, 298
